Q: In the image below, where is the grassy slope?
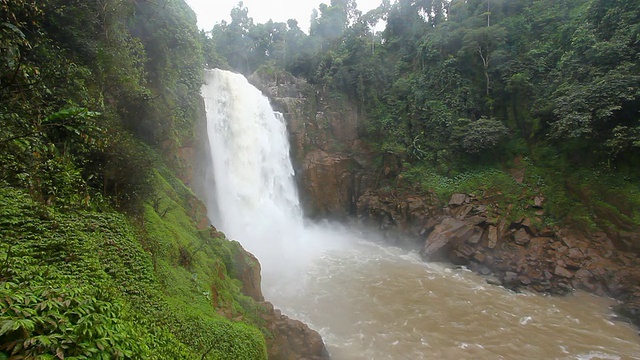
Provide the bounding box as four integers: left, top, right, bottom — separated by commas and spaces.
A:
0, 165, 267, 359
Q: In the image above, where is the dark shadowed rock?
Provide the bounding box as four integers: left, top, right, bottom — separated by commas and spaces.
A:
612, 299, 640, 328
466, 227, 484, 244
503, 271, 519, 286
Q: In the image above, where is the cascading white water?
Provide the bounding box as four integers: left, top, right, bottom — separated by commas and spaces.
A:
202, 69, 301, 231
201, 69, 345, 291
201, 69, 640, 360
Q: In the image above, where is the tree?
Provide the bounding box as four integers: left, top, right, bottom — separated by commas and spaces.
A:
452, 117, 508, 153
461, 25, 506, 96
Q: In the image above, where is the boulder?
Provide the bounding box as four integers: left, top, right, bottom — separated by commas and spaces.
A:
420, 218, 477, 259
513, 229, 530, 245
533, 196, 544, 208
520, 218, 537, 235
449, 193, 467, 207
260, 302, 330, 360
554, 265, 574, 278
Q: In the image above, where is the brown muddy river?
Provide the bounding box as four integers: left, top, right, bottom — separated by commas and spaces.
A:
263, 234, 640, 360
202, 69, 640, 360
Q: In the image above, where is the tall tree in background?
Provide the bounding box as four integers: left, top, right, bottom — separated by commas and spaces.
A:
208, 0, 640, 167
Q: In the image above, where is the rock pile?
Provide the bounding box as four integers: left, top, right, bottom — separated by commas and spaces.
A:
357, 190, 640, 327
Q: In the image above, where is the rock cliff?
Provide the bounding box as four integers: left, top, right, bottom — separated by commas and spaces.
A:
248, 69, 375, 218
249, 68, 640, 329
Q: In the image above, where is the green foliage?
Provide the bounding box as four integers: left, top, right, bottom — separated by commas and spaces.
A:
207, 0, 640, 233
201, 320, 267, 360
451, 117, 509, 154
0, 2, 269, 358
130, 0, 204, 149
0, 283, 150, 359
0, 167, 268, 359
405, 165, 524, 203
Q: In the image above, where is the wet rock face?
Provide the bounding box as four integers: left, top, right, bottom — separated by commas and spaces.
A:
233, 249, 264, 302
301, 149, 363, 217
233, 247, 329, 359
260, 302, 330, 360
249, 68, 374, 218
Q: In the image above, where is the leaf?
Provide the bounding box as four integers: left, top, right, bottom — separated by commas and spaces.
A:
0, 320, 15, 336
1, 22, 27, 40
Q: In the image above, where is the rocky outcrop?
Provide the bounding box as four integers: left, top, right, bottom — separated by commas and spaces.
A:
259, 302, 330, 360
232, 245, 330, 360
357, 189, 640, 326
249, 68, 374, 217
356, 188, 444, 247
233, 249, 264, 302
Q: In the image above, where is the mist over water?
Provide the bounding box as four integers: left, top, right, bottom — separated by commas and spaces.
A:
201, 69, 640, 359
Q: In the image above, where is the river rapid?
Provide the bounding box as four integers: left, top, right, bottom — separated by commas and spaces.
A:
264, 231, 640, 360
201, 68, 640, 360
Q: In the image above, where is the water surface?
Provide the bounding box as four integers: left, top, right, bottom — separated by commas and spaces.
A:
265, 238, 640, 360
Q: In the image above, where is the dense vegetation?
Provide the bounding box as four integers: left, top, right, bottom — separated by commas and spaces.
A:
1, 0, 268, 358
1, 0, 639, 356
208, 0, 639, 233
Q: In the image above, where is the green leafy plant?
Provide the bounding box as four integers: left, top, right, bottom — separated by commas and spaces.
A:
0, 282, 150, 359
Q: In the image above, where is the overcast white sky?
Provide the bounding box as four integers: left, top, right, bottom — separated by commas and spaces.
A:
184, 0, 385, 32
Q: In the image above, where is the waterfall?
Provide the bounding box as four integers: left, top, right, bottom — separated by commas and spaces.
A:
199, 69, 640, 359
201, 69, 337, 293
202, 69, 301, 231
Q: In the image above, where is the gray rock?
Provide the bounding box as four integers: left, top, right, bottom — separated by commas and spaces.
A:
420, 218, 475, 259
485, 276, 502, 286
554, 265, 574, 278
487, 225, 498, 249
449, 193, 467, 207
533, 196, 544, 208
514, 229, 530, 245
